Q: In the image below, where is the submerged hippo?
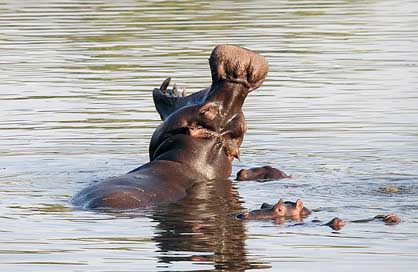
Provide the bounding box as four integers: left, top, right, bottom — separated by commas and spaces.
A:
324, 214, 401, 230
238, 198, 400, 230
72, 45, 269, 209
236, 166, 291, 181
238, 199, 311, 220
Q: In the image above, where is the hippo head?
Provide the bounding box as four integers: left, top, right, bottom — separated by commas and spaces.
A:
326, 217, 346, 230
271, 199, 311, 219
284, 199, 306, 217
148, 45, 269, 180
236, 168, 251, 181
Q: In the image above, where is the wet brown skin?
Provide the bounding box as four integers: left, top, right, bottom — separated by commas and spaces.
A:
260, 200, 312, 217
238, 199, 311, 220
72, 45, 269, 209
236, 166, 291, 181
324, 217, 346, 230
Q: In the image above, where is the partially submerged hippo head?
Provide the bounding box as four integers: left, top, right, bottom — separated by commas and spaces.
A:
374, 214, 401, 225
325, 217, 346, 230
238, 199, 311, 220
260, 199, 311, 218
236, 166, 291, 181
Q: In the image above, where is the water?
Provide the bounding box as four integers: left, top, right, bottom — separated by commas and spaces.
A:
1, 0, 418, 271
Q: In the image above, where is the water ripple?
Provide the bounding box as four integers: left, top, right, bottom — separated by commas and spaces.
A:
1, 0, 418, 271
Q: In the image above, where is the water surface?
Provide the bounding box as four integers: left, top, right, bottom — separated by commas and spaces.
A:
1, 0, 418, 271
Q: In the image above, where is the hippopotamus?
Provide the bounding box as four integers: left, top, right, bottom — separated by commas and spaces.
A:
322, 217, 346, 230
238, 198, 400, 230
72, 45, 269, 209
237, 199, 311, 220
309, 213, 401, 230
236, 166, 291, 181
323, 214, 401, 230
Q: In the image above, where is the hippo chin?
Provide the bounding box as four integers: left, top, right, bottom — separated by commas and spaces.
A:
72, 45, 269, 209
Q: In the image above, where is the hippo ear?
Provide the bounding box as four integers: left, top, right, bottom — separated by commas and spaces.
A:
172, 84, 178, 96
260, 202, 270, 209
273, 199, 284, 208
296, 199, 304, 210
160, 77, 171, 92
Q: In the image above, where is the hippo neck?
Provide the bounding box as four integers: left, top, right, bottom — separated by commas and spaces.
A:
153, 134, 232, 180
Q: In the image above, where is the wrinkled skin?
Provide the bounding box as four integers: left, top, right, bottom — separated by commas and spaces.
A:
238, 199, 311, 220
236, 166, 291, 181
72, 45, 269, 209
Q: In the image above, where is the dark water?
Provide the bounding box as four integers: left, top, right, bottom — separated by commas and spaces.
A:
1, 0, 418, 271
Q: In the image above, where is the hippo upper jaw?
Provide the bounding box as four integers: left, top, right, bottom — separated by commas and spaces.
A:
209, 45, 269, 93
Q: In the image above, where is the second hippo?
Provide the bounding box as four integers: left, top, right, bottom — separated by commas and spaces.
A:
238, 199, 311, 220
236, 166, 291, 181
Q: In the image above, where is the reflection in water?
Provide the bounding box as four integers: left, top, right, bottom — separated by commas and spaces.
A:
152, 179, 268, 271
